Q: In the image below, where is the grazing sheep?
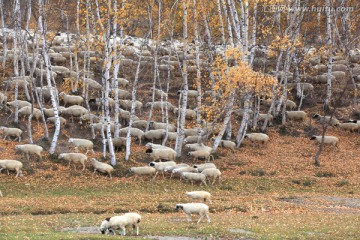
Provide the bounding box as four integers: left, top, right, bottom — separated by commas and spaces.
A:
117, 78, 129, 88
171, 166, 198, 179
144, 129, 166, 143
149, 88, 167, 99
149, 121, 176, 132
310, 135, 339, 146
68, 138, 94, 154
201, 168, 221, 185
89, 97, 116, 112
111, 89, 131, 100
312, 114, 339, 126
112, 137, 126, 151
90, 158, 114, 178
181, 172, 207, 185
185, 143, 212, 153
59, 92, 84, 107
174, 108, 197, 120
91, 122, 115, 137
178, 90, 198, 98
285, 100, 297, 110
218, 140, 236, 152
186, 191, 212, 204
80, 113, 100, 124
258, 113, 273, 126
7, 100, 31, 110
18, 106, 42, 123
184, 128, 204, 137
132, 120, 147, 130
43, 107, 66, 117
60, 106, 89, 122
145, 143, 173, 151
0, 160, 23, 177
15, 144, 43, 161
119, 100, 143, 114
335, 122, 359, 132
146, 148, 177, 162
149, 161, 176, 179
130, 166, 156, 181
193, 163, 217, 172
58, 153, 87, 171
162, 132, 178, 144
175, 203, 210, 223
145, 101, 175, 111
46, 116, 67, 126
244, 133, 269, 146
285, 111, 307, 121
184, 135, 202, 144
100, 212, 141, 235
119, 127, 145, 145
83, 78, 102, 90
0, 127, 22, 141
187, 150, 214, 162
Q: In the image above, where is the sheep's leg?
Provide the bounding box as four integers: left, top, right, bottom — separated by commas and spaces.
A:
161, 171, 165, 179
6, 169, 9, 175
16, 170, 20, 177
212, 177, 216, 185
18, 136, 21, 142
135, 225, 139, 235
38, 154, 42, 161
0, 168, 3, 173
82, 162, 85, 171
152, 171, 159, 181
93, 169, 97, 174
108, 172, 112, 179
197, 213, 204, 224
186, 213, 192, 222
134, 175, 138, 181
92, 149, 95, 154
75, 147, 79, 153
205, 213, 211, 223
26, 153, 30, 161
68, 161, 71, 169
202, 179, 207, 186
121, 227, 126, 236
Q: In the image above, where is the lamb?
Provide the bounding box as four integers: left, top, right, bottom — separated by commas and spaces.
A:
130, 166, 156, 181
312, 114, 339, 126
0, 127, 22, 141
90, 158, 114, 179
244, 133, 270, 146
285, 111, 307, 121
186, 191, 212, 204
144, 129, 166, 143
68, 138, 94, 154
117, 78, 129, 88
7, 100, 31, 110
15, 144, 43, 161
149, 121, 176, 132
0, 160, 23, 177
335, 122, 359, 132
59, 92, 84, 107
187, 150, 214, 162
201, 168, 221, 185
146, 148, 176, 162
46, 116, 67, 126
193, 163, 217, 172
175, 203, 210, 223
310, 135, 339, 146
218, 140, 236, 152
58, 153, 87, 171
99, 212, 141, 235
119, 127, 145, 145
181, 172, 207, 185
149, 161, 176, 179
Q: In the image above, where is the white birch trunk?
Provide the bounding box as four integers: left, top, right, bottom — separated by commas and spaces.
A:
324, 0, 332, 109
220, 0, 234, 47
216, 0, 226, 44
235, 93, 251, 147
0, 0, 7, 67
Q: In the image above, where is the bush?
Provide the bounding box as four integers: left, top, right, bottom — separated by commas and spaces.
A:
336, 179, 349, 187
249, 168, 266, 177
315, 171, 335, 178
303, 179, 315, 187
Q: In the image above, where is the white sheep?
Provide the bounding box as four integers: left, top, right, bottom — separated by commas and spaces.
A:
187, 150, 214, 162
164, 163, 189, 174
132, 120, 147, 130
178, 90, 198, 98
0, 92, 7, 105
46, 116, 67, 126
174, 108, 197, 120
60, 106, 89, 122
146, 148, 176, 162
184, 128, 204, 137
0, 127, 22, 141
58, 153, 87, 171
117, 78, 129, 88
145, 101, 175, 111
112, 137, 126, 151
312, 114, 339, 126
186, 191, 212, 204
149, 121, 176, 132
59, 92, 84, 106
285, 111, 307, 121
100, 212, 141, 235
244, 133, 269, 147
181, 172, 207, 185
171, 166, 198, 179
68, 138, 94, 154
336, 122, 359, 132
43, 107, 66, 117
193, 163, 216, 172
7, 100, 31, 110
175, 203, 210, 223
83, 78, 102, 90
130, 166, 156, 181
218, 140, 236, 152
149, 87, 167, 98
185, 143, 212, 153
285, 100, 297, 110
15, 144, 43, 161
310, 135, 339, 146
149, 161, 176, 179
0, 160, 23, 177
18, 106, 42, 123
91, 158, 114, 179
119, 127, 145, 145
145, 143, 173, 151
144, 129, 166, 143
184, 135, 202, 144
201, 168, 221, 185
111, 89, 131, 100
119, 100, 143, 114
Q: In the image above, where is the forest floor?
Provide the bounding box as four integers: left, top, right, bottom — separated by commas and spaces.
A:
0, 107, 360, 240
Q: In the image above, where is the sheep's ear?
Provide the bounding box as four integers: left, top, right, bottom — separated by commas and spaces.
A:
146, 149, 152, 153
105, 217, 111, 221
